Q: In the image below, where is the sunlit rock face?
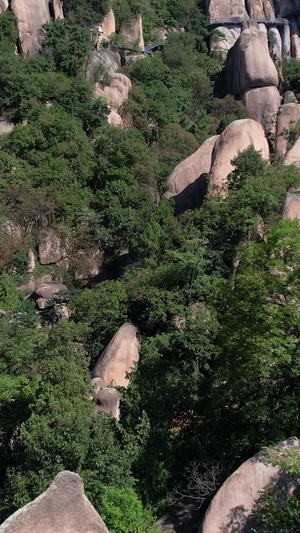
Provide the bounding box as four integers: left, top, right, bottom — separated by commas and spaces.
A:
200, 438, 300, 533
0, 471, 109, 533
11, 0, 51, 57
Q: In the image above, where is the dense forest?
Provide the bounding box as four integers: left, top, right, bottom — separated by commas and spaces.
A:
1, 0, 300, 531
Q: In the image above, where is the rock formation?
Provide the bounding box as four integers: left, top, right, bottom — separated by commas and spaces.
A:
283, 191, 300, 219
91, 323, 140, 388
86, 50, 121, 81
38, 229, 69, 265
275, 103, 300, 158
0, 471, 109, 533
92, 383, 121, 419
96, 73, 132, 127
208, 119, 270, 195
0, 0, 8, 14
101, 8, 115, 40
119, 14, 145, 51
225, 24, 279, 95
0, 118, 14, 135
33, 281, 68, 309
11, 0, 51, 57
284, 137, 300, 167
207, 0, 249, 23
210, 26, 241, 58
166, 135, 219, 212
243, 86, 281, 135
52, 0, 64, 20
200, 437, 300, 533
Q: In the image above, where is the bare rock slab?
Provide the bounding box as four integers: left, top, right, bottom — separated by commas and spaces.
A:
91, 323, 140, 388
243, 86, 281, 135
11, 0, 51, 57
200, 438, 300, 533
0, 471, 109, 533
165, 135, 219, 212
208, 119, 269, 195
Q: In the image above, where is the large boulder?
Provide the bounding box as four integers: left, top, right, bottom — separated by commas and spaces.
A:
107, 110, 123, 126
0, 118, 14, 135
206, 0, 249, 23
200, 438, 300, 533
246, 0, 275, 18
86, 50, 121, 81
275, 103, 300, 158
210, 27, 240, 58
226, 25, 279, 95
34, 281, 67, 309
243, 86, 281, 135
11, 0, 51, 57
283, 191, 300, 219
284, 137, 300, 168
0, 0, 8, 13
93, 386, 121, 419
208, 119, 269, 195
97, 73, 132, 112
101, 8, 115, 40
52, 0, 64, 20
0, 471, 109, 533
91, 323, 140, 388
166, 135, 219, 212
119, 14, 145, 51
38, 229, 69, 265
268, 25, 282, 62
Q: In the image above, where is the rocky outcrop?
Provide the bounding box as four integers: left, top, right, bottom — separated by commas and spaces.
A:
226, 24, 278, 95
91, 323, 140, 388
0, 118, 14, 135
0, 0, 8, 13
96, 73, 132, 113
200, 438, 300, 533
166, 135, 219, 212
243, 86, 281, 135
119, 14, 145, 51
86, 50, 121, 81
275, 103, 300, 158
246, 0, 275, 19
107, 110, 123, 126
74, 249, 104, 280
284, 137, 300, 167
208, 119, 269, 195
283, 191, 300, 219
27, 249, 35, 273
11, 0, 51, 57
38, 229, 69, 265
93, 384, 121, 419
101, 8, 115, 40
52, 0, 64, 20
207, 0, 249, 23
0, 471, 109, 533
34, 281, 67, 309
210, 26, 240, 58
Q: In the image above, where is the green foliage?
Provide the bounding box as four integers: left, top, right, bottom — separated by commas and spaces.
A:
42, 21, 92, 77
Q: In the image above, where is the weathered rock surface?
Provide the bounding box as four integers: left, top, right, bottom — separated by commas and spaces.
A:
283, 191, 300, 219
200, 438, 300, 533
74, 249, 104, 280
107, 110, 123, 126
291, 18, 300, 59
275, 103, 300, 158
101, 8, 115, 39
0, 118, 14, 135
52, 0, 64, 20
97, 73, 132, 112
243, 86, 281, 135
27, 249, 36, 273
0, 0, 8, 13
34, 281, 67, 309
0, 471, 109, 533
246, 0, 275, 19
91, 323, 140, 388
207, 0, 249, 23
166, 135, 219, 212
38, 229, 69, 265
208, 119, 269, 195
226, 25, 279, 95
210, 26, 240, 58
93, 387, 121, 419
284, 137, 300, 167
119, 14, 145, 51
268, 25, 282, 62
11, 0, 51, 57
86, 50, 121, 81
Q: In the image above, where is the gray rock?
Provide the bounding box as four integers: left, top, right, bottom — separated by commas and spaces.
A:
11, 0, 51, 57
